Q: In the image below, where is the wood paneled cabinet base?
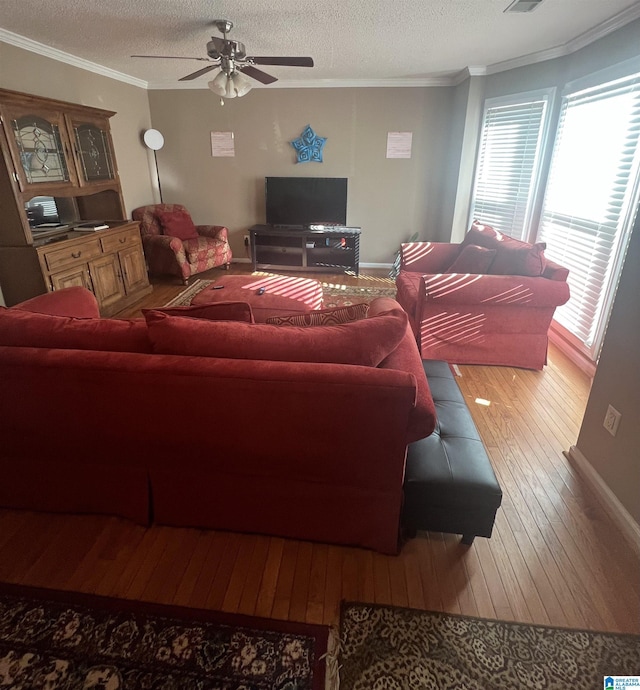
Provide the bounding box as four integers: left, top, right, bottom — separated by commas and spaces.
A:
36, 222, 151, 315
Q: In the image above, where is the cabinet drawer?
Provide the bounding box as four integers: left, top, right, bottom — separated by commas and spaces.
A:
101, 227, 140, 253
43, 238, 102, 272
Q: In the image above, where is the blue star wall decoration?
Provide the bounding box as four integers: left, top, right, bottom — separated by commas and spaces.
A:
290, 125, 327, 163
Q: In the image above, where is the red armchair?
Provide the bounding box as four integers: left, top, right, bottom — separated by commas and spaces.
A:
132, 204, 232, 284
395, 222, 570, 370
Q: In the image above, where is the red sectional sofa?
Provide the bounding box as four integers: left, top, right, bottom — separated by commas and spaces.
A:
0, 287, 436, 554
395, 221, 571, 369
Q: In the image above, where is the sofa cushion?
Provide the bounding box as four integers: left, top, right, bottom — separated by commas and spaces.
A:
489, 240, 547, 277
156, 209, 199, 240
143, 301, 254, 323
446, 244, 497, 274
0, 308, 151, 353
462, 221, 503, 250
463, 221, 547, 277
145, 306, 408, 366
265, 303, 369, 326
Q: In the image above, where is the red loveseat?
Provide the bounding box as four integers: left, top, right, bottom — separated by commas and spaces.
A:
395, 221, 571, 369
0, 287, 436, 554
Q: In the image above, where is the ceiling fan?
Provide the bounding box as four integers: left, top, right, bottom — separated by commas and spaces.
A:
132, 19, 314, 98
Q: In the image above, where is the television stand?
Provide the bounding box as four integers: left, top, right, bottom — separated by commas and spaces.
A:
250, 224, 360, 276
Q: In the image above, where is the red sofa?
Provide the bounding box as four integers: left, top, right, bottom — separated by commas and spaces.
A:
0, 287, 436, 554
396, 221, 571, 369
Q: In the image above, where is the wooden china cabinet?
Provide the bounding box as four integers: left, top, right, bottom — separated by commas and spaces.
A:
0, 88, 151, 314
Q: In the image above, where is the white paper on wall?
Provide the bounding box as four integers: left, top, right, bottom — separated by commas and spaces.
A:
211, 131, 235, 157
386, 132, 413, 159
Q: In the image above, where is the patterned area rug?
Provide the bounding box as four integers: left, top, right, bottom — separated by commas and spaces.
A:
163, 279, 214, 307
164, 277, 397, 309
339, 603, 640, 689
0, 583, 327, 689
320, 284, 397, 308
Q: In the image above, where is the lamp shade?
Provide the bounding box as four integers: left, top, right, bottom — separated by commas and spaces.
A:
208, 71, 229, 97
208, 70, 252, 99
143, 129, 164, 151
232, 72, 252, 97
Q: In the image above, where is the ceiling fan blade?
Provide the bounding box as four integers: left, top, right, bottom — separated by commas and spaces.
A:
250, 56, 314, 67
240, 65, 278, 85
179, 64, 219, 81
131, 55, 210, 61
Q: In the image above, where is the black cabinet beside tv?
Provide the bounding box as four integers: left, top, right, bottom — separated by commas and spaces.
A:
250, 225, 360, 276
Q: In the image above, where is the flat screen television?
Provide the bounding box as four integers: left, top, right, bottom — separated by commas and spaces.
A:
265, 177, 347, 227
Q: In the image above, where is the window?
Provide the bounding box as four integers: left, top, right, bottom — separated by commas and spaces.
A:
537, 71, 640, 359
470, 90, 553, 240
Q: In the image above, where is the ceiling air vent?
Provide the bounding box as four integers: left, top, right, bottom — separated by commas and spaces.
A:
504, 0, 544, 12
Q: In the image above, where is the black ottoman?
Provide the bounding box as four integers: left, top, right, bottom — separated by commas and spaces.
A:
402, 360, 502, 545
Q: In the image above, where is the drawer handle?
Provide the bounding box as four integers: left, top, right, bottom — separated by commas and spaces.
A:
119, 238, 127, 244
72, 251, 82, 258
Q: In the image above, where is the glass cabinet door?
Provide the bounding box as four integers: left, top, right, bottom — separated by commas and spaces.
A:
68, 115, 116, 185
2, 106, 77, 191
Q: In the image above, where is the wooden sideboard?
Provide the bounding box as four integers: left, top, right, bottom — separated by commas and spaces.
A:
35, 222, 151, 316
0, 87, 151, 312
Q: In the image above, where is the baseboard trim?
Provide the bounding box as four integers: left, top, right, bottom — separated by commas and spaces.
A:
548, 321, 596, 379
565, 445, 640, 556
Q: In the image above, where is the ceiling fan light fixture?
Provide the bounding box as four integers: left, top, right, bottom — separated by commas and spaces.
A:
208, 70, 252, 99
232, 72, 252, 97
208, 70, 229, 96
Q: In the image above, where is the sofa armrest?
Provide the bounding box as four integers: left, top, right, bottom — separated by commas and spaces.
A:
143, 234, 184, 253
422, 273, 570, 308
370, 297, 436, 442
12, 287, 100, 318
400, 242, 460, 273
543, 258, 570, 282
197, 224, 229, 241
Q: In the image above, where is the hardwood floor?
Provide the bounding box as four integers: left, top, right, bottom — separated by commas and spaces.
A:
2, 264, 639, 635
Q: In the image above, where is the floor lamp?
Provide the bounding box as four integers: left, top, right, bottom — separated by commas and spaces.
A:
143, 129, 165, 203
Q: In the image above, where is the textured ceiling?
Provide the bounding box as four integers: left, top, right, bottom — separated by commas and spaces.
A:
1, 0, 640, 88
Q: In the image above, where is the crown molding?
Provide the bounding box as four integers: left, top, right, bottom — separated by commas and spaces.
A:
486, 3, 640, 75
0, 28, 148, 89
450, 66, 487, 86
2, 3, 640, 91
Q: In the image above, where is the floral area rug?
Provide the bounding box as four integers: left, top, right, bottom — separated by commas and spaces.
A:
164, 277, 397, 309
339, 603, 640, 690
0, 583, 327, 689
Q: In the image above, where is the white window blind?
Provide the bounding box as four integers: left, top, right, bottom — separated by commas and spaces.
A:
471, 93, 551, 240
537, 73, 640, 358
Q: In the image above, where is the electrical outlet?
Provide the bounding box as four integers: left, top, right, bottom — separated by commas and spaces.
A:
243, 234, 250, 247
603, 404, 622, 436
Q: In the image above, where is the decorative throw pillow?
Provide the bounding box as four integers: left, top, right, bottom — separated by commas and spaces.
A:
462, 220, 547, 277
489, 241, 547, 277
144, 307, 408, 367
265, 303, 369, 326
142, 302, 254, 323
446, 244, 497, 274
0, 308, 151, 353
461, 220, 503, 249
156, 209, 199, 241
